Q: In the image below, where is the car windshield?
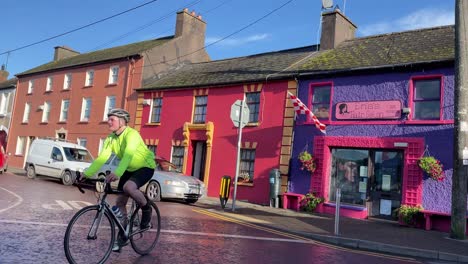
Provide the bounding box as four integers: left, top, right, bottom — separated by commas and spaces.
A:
63, 147, 93, 162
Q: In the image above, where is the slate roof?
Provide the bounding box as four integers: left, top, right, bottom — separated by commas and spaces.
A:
139, 46, 319, 90
298, 25, 454, 73
139, 25, 454, 90
17, 36, 174, 76
0, 78, 17, 89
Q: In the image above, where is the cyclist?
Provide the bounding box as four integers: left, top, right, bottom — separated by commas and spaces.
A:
77, 108, 156, 251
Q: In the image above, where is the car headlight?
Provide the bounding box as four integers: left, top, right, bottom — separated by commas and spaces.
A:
164, 180, 184, 186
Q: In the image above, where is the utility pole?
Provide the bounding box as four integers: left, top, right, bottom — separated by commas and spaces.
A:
451, 0, 468, 240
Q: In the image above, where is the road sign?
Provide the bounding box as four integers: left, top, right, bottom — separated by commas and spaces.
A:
230, 100, 250, 128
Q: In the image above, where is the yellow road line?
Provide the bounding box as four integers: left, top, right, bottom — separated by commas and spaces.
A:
193, 208, 421, 263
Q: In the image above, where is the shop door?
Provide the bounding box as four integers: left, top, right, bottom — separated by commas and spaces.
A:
368, 150, 403, 220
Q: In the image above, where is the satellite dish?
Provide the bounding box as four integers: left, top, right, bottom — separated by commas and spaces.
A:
322, 0, 333, 9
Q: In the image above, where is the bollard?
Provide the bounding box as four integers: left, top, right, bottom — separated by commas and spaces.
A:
334, 187, 341, 235
219, 175, 232, 209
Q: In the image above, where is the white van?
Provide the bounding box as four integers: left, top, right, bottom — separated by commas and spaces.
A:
25, 138, 94, 185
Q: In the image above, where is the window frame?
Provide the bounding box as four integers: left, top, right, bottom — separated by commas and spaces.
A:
171, 146, 185, 171
85, 70, 95, 87
15, 136, 26, 155
81, 98, 92, 122
0, 92, 11, 115
28, 80, 34, 94
60, 99, 70, 122
193, 95, 207, 124
22, 103, 31, 123
238, 148, 256, 184
308, 82, 333, 122
108, 66, 119, 84
46, 76, 53, 92
409, 75, 443, 122
63, 73, 72, 90
246, 92, 261, 123
150, 97, 162, 123
103, 95, 116, 121
41, 101, 51, 123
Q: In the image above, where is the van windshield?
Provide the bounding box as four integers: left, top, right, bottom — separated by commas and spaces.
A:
64, 147, 93, 162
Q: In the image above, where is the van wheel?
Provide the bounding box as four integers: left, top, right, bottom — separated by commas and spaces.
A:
62, 171, 74, 186
27, 166, 36, 179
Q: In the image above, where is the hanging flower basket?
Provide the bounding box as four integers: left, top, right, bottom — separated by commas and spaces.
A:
298, 150, 316, 172
417, 156, 445, 181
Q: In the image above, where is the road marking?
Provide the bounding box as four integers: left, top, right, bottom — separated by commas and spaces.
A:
0, 187, 23, 213
0, 219, 310, 244
193, 208, 421, 263
42, 200, 93, 210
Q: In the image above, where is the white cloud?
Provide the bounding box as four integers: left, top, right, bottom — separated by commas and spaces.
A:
359, 8, 454, 36
206, 33, 271, 46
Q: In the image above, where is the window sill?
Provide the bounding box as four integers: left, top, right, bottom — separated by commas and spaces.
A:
21, 122, 29, 124
106, 83, 118, 87
403, 120, 453, 125
237, 182, 254, 187
245, 122, 260, 127
61, 89, 70, 92
145, 122, 161, 126
57, 121, 67, 124
83, 85, 93, 88
40, 122, 49, 125
44, 90, 53, 93
323, 202, 367, 211
78, 121, 89, 124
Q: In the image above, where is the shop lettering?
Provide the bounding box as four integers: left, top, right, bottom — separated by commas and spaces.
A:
335, 100, 401, 120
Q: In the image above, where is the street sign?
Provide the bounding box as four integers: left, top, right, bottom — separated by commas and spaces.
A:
230, 100, 250, 128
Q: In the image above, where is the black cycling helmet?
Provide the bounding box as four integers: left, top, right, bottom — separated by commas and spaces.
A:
107, 108, 130, 123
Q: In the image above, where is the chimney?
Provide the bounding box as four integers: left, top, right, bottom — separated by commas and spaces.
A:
175, 8, 206, 38
320, 9, 357, 50
53, 46, 80, 61
0, 65, 8, 82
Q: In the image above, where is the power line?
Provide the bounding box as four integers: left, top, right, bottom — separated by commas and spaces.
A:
139, 0, 294, 70
0, 0, 161, 56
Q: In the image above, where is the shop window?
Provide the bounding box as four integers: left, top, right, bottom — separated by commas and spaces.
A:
330, 148, 369, 206
310, 83, 331, 120
411, 77, 441, 120
246, 92, 260, 123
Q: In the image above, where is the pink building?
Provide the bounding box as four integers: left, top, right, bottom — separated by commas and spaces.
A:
135, 47, 317, 204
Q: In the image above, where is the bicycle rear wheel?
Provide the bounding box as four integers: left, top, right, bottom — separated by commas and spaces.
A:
129, 199, 161, 255
64, 205, 115, 264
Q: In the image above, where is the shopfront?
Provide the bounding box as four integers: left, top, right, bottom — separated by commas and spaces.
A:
329, 148, 403, 220
307, 136, 424, 220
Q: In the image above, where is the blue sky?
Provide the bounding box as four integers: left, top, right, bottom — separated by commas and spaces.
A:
1, 0, 455, 78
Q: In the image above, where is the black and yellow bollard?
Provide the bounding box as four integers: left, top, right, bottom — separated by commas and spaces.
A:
219, 175, 232, 209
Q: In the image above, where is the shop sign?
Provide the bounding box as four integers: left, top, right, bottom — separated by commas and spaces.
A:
335, 100, 401, 120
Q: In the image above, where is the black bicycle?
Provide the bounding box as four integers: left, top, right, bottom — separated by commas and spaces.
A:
63, 172, 161, 264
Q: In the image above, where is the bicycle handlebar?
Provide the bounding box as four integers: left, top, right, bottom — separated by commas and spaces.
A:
73, 170, 120, 194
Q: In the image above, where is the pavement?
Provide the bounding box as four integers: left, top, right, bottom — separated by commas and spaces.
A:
195, 196, 468, 263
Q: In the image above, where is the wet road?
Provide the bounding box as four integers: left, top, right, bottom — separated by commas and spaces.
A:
0, 172, 426, 263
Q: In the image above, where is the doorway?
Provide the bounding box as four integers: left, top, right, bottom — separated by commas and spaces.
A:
368, 150, 403, 220
191, 141, 206, 182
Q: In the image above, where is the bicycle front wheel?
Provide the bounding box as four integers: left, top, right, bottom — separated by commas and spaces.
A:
64, 205, 115, 264
129, 200, 161, 255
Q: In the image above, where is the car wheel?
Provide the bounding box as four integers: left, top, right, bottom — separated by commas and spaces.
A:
184, 199, 198, 204
62, 171, 74, 186
27, 165, 36, 179
146, 181, 161, 202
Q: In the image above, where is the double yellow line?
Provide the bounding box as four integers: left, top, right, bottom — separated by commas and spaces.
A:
193, 208, 420, 263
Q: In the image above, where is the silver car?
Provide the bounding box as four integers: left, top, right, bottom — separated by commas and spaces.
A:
95, 154, 206, 204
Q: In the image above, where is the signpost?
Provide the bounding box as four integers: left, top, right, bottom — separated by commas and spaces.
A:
230, 98, 250, 211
